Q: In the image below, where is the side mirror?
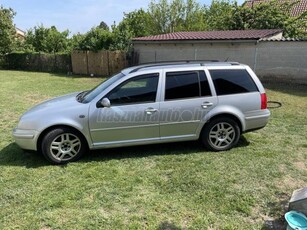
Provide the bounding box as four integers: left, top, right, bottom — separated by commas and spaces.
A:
101, 98, 111, 108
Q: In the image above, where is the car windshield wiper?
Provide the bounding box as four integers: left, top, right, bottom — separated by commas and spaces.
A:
76, 90, 88, 103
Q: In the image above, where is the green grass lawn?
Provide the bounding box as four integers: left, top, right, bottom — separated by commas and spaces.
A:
0, 70, 306, 230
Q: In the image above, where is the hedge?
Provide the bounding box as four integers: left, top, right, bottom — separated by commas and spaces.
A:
4, 52, 72, 73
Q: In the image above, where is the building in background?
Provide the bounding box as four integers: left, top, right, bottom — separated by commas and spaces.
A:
131, 29, 307, 84
131, 29, 283, 65
15, 27, 25, 40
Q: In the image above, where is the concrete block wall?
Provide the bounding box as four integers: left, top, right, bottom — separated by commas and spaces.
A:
135, 42, 257, 67
255, 42, 307, 84
133, 41, 307, 84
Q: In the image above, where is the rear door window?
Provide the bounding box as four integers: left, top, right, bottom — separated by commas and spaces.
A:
165, 71, 211, 100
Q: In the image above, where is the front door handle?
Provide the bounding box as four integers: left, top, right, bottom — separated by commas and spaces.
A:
145, 108, 158, 115
201, 102, 213, 109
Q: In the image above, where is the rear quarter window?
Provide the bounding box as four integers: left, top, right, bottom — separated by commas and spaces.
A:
209, 69, 258, 95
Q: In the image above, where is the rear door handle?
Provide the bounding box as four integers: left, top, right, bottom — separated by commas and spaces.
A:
145, 108, 158, 115
201, 102, 213, 109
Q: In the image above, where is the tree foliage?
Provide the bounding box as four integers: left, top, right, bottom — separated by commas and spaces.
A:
72, 27, 114, 51
25, 25, 70, 53
204, 0, 238, 30
110, 9, 152, 50
4, 0, 307, 54
120, 9, 152, 38
148, 0, 206, 34
0, 6, 16, 55
204, 0, 306, 37
98, 21, 109, 31
238, 0, 307, 37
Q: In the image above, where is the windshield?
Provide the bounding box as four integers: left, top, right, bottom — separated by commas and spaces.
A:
80, 72, 125, 103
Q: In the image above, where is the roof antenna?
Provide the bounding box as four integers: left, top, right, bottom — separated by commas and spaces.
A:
225, 57, 229, 61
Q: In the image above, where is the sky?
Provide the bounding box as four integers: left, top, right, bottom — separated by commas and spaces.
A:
1, 0, 244, 35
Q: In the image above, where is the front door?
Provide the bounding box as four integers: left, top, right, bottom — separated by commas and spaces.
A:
89, 73, 160, 147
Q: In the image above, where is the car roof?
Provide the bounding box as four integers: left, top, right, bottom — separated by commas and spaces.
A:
121, 61, 242, 75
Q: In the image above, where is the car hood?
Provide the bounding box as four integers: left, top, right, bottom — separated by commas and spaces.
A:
23, 92, 80, 116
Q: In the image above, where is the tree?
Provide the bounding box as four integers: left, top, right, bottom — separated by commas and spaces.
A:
25, 25, 70, 53
75, 27, 114, 51
203, 0, 307, 38
110, 9, 152, 50
204, 0, 238, 30
99, 21, 109, 31
238, 0, 307, 38
70, 33, 86, 50
47, 26, 70, 53
111, 23, 133, 51
148, 0, 207, 34
148, 0, 170, 34
120, 9, 152, 37
182, 0, 207, 31
0, 6, 16, 55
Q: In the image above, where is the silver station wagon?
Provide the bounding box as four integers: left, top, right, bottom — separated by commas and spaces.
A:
13, 61, 270, 164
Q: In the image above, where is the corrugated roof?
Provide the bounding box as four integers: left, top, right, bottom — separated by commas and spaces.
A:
132, 29, 283, 42
260, 37, 307, 41
244, 0, 307, 17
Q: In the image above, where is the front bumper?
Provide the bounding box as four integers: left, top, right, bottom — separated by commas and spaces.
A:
12, 128, 39, 151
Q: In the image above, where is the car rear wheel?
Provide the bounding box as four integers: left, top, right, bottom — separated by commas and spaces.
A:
201, 117, 240, 151
41, 127, 87, 164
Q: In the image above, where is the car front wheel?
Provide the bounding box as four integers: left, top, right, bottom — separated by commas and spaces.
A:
201, 117, 240, 151
41, 127, 87, 164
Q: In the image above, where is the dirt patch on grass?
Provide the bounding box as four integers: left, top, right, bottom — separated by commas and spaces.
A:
260, 192, 289, 230
24, 93, 51, 104
99, 207, 111, 219
40, 227, 52, 230
293, 162, 306, 171
277, 175, 305, 191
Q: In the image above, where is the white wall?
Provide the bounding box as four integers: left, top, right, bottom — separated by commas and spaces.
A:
255, 42, 307, 83
133, 41, 307, 84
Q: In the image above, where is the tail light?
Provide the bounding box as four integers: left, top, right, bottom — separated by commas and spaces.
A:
261, 93, 267, 110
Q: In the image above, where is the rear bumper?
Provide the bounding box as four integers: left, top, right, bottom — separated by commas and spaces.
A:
244, 109, 270, 131
12, 128, 38, 151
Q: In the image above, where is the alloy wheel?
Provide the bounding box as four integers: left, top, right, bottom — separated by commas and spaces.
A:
208, 122, 235, 150
50, 133, 81, 161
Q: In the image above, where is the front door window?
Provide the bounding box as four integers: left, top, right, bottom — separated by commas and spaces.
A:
107, 73, 159, 105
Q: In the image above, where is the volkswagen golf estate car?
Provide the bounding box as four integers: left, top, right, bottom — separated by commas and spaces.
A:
13, 61, 270, 164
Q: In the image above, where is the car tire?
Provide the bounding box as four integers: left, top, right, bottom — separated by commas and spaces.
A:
41, 127, 87, 164
201, 117, 240, 151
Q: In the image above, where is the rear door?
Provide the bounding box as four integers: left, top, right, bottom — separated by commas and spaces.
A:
159, 68, 218, 140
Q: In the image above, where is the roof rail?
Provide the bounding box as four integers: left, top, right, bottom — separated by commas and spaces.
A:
129, 60, 220, 73
141, 60, 220, 65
